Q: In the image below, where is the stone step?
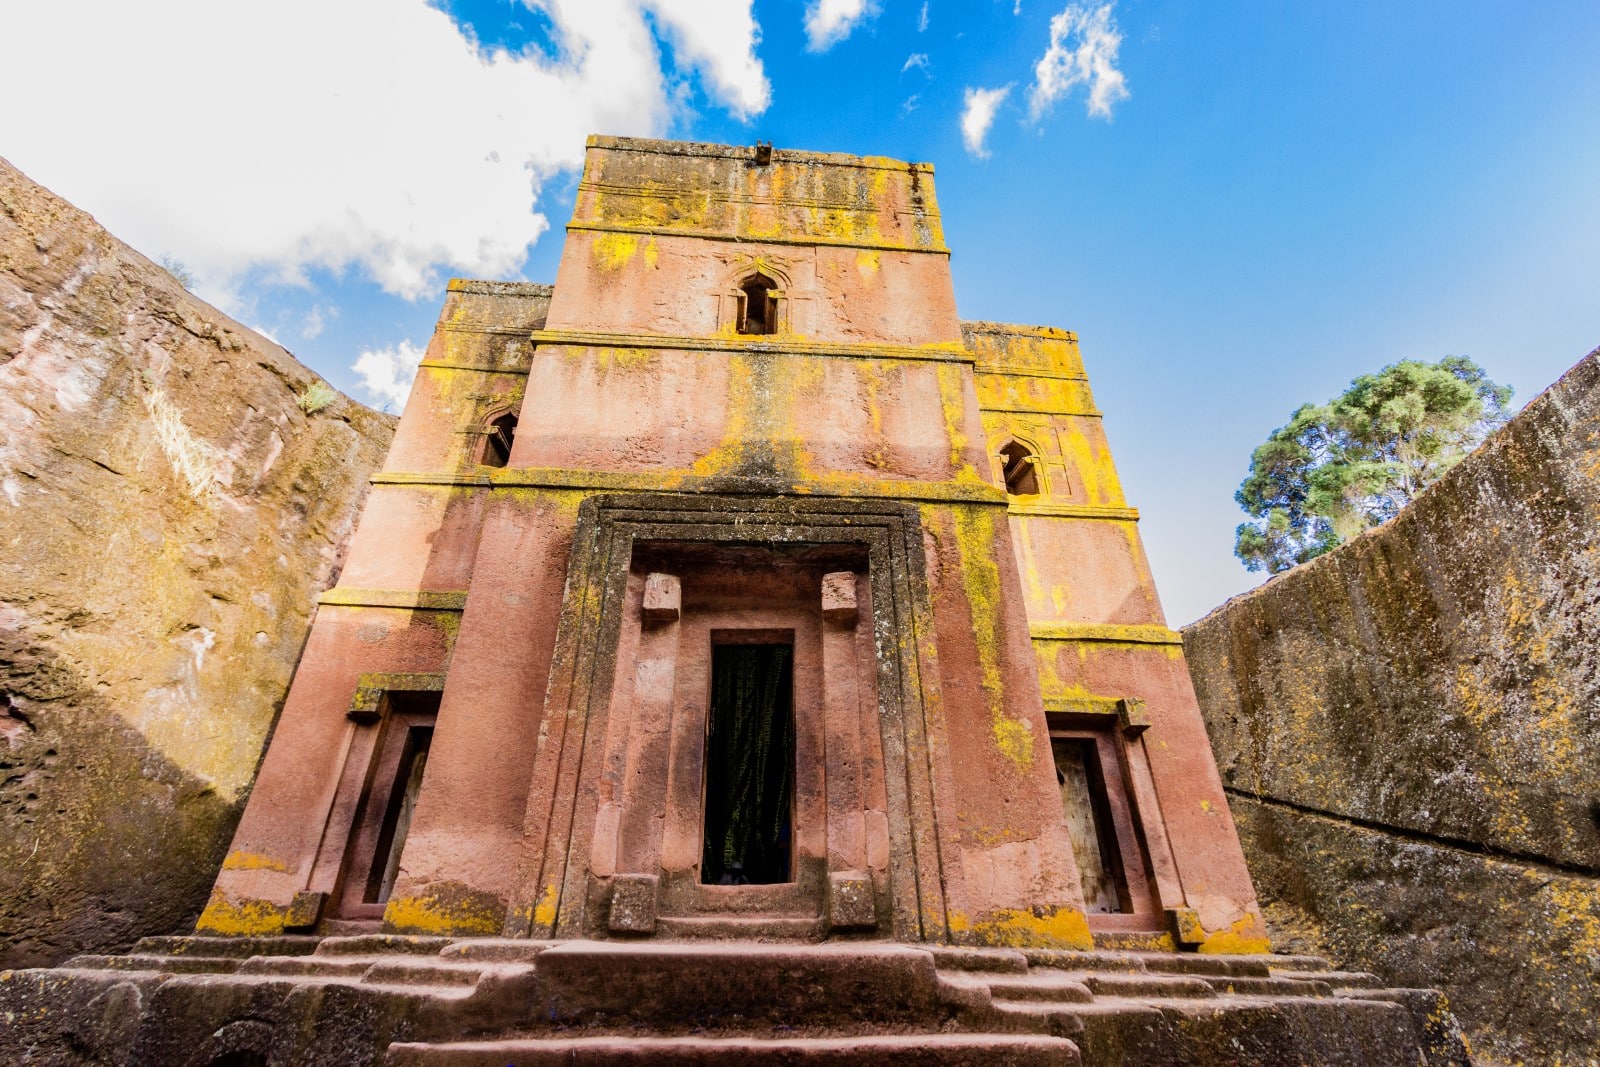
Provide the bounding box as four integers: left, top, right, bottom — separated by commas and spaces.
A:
530, 941, 942, 1026
132, 935, 322, 958
1037, 992, 1443, 1067
1155, 955, 1271, 977
986, 998, 1099, 1030
316, 935, 458, 957
1201, 975, 1335, 997
439, 938, 556, 963
1023, 950, 1271, 978
925, 946, 1029, 974
1272, 968, 1383, 989
62, 953, 242, 975
984, 974, 1096, 1004
237, 955, 378, 978
385, 1033, 1083, 1065
1259, 954, 1333, 972
654, 915, 824, 940
361, 960, 489, 988
1074, 972, 1216, 998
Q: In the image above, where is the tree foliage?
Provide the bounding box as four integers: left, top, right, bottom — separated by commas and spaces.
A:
1235, 356, 1513, 573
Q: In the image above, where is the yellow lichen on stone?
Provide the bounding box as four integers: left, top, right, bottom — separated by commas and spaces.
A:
195, 892, 287, 936
948, 505, 1034, 772
1097, 930, 1178, 952
948, 905, 1094, 950
991, 716, 1035, 770
1543, 876, 1600, 962
533, 883, 560, 929
383, 888, 503, 936
219, 851, 290, 872
1057, 422, 1126, 507
591, 232, 639, 271
1196, 914, 1273, 955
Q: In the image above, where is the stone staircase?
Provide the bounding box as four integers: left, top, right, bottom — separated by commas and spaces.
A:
0, 936, 1470, 1066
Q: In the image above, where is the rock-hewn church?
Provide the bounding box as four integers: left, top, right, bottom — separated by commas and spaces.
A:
0, 137, 1465, 1066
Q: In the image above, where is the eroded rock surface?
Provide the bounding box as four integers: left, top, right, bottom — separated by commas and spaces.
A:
0, 156, 394, 968
1184, 346, 1600, 1066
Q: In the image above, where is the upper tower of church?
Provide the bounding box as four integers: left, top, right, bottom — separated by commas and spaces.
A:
550, 136, 951, 344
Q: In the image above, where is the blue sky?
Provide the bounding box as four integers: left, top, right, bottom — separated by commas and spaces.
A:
3, 1, 1597, 624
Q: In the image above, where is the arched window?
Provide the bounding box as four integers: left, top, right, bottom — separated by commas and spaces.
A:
737, 272, 777, 335
481, 412, 517, 468
998, 440, 1041, 496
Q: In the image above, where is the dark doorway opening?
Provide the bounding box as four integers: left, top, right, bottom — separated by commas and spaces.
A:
701, 643, 795, 885
367, 721, 434, 904
337, 690, 441, 918
1051, 736, 1127, 913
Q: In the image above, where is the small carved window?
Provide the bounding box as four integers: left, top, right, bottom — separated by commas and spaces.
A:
737, 273, 777, 335
999, 440, 1041, 496
481, 412, 517, 468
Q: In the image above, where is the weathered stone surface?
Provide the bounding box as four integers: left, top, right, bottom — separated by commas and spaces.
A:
1183, 345, 1600, 1065
0, 156, 394, 968
0, 936, 1465, 1065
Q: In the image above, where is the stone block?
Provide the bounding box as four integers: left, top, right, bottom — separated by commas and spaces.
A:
607, 874, 659, 934
642, 573, 681, 624
284, 891, 326, 932
828, 871, 876, 929
1166, 906, 1205, 948
1116, 697, 1150, 736
821, 572, 858, 626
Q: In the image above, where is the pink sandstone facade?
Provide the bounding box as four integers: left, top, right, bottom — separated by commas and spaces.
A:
200, 136, 1268, 955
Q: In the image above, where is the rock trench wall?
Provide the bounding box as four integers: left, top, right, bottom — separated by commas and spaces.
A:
1184, 346, 1600, 1066
0, 158, 394, 968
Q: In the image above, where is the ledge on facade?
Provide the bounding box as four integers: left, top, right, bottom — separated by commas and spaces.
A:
316, 588, 468, 611
1029, 622, 1183, 646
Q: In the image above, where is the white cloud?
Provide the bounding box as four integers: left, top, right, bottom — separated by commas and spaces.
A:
804, 0, 877, 52
644, 0, 770, 118
0, 0, 769, 306
961, 85, 1013, 158
248, 324, 284, 348
902, 53, 930, 75
918, 2, 929, 32
354, 341, 427, 412
301, 306, 326, 341
1028, 3, 1130, 121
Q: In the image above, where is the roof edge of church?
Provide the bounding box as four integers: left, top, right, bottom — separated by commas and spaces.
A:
961, 320, 1079, 342
446, 279, 554, 296
586, 134, 932, 174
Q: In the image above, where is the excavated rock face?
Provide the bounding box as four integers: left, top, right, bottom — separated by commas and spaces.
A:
1183, 346, 1600, 1066
0, 156, 394, 968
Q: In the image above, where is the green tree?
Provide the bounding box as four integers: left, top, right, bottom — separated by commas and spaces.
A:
1234, 356, 1513, 573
